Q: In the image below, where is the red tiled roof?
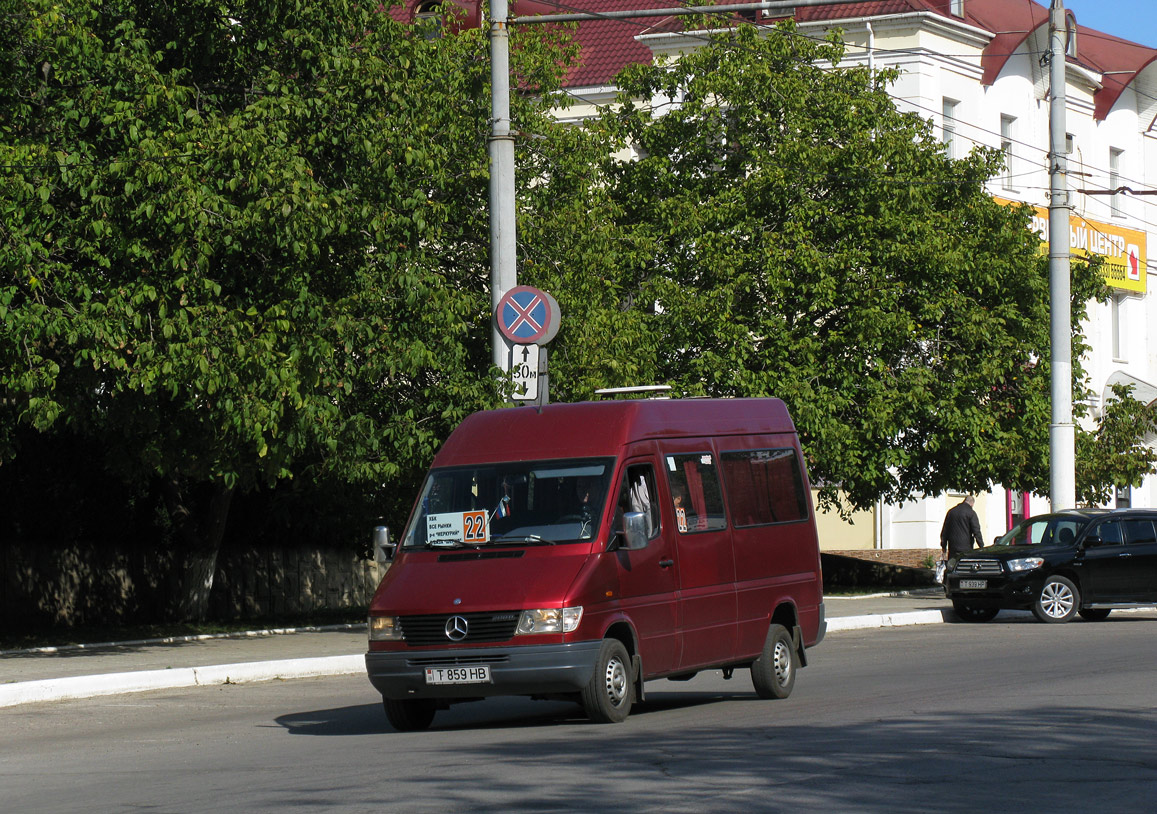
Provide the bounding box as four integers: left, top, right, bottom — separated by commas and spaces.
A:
389, 1, 1157, 121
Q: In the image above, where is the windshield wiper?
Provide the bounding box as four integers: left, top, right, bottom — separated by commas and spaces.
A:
490, 534, 557, 546
427, 539, 479, 549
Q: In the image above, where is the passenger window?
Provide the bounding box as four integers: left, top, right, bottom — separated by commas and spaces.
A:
1097, 521, 1124, 545
1123, 520, 1157, 545
615, 464, 660, 539
720, 449, 809, 526
665, 453, 727, 533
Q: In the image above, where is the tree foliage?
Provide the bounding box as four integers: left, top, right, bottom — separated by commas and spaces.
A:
595, 21, 1135, 510
1076, 383, 1157, 505
0, 0, 604, 616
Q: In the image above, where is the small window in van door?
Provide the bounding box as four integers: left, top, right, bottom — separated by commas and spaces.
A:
665, 453, 727, 533
720, 449, 809, 526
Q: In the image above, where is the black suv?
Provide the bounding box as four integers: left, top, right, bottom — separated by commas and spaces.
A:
944, 508, 1157, 623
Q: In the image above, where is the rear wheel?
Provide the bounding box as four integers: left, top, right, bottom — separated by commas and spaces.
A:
580, 639, 633, 723
1033, 576, 1080, 623
751, 623, 796, 699
951, 600, 999, 623
1078, 608, 1112, 622
384, 698, 436, 732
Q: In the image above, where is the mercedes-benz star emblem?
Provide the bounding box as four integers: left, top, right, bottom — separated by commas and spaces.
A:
445, 615, 469, 641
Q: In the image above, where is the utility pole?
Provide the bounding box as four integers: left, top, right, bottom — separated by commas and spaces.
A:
488, 0, 517, 371
1048, 0, 1076, 510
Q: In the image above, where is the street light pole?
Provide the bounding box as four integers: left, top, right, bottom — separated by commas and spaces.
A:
1048, 0, 1076, 510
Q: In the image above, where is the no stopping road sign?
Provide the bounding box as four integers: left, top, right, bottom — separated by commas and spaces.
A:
495, 285, 560, 345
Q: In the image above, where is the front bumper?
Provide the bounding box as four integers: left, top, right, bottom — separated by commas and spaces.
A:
366, 640, 604, 701
944, 570, 1043, 609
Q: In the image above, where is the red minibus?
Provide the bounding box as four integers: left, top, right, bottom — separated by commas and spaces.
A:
365, 398, 825, 730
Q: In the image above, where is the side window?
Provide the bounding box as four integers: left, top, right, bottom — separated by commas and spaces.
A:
720, 449, 809, 527
1124, 520, 1157, 545
1097, 521, 1124, 545
665, 453, 727, 533
615, 464, 660, 540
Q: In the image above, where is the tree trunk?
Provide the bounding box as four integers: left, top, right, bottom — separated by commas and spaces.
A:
163, 479, 235, 622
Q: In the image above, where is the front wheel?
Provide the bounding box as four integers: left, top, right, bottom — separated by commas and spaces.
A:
580, 639, 634, 723
952, 600, 999, 623
384, 698, 436, 732
1033, 575, 1080, 623
751, 623, 796, 699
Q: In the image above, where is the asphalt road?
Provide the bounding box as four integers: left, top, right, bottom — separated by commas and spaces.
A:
4, 617, 1157, 813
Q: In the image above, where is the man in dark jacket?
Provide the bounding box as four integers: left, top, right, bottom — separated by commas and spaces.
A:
940, 496, 984, 557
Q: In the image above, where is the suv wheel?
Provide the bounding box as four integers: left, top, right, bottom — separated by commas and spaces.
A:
1032, 575, 1079, 623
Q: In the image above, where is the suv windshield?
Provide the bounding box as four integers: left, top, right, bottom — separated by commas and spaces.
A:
994, 514, 1091, 548
401, 458, 614, 549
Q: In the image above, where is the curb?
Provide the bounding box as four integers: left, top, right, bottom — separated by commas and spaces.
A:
0, 655, 365, 709
2, 610, 947, 708
825, 609, 950, 632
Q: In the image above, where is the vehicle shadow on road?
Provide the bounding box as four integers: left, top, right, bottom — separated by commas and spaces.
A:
276, 687, 795, 737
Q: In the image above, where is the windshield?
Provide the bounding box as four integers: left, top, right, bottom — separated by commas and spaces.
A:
401, 458, 614, 548
995, 514, 1091, 548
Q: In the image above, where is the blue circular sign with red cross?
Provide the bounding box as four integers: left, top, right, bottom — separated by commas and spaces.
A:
495, 285, 560, 345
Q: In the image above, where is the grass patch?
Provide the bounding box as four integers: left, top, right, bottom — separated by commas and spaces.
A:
1, 608, 366, 652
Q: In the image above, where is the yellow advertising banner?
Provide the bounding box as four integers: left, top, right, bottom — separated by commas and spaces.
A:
996, 198, 1147, 294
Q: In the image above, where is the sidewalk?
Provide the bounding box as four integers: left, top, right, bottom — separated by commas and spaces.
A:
0, 590, 952, 708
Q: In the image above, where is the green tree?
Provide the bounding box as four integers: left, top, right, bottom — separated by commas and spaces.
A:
596, 20, 1143, 510
1077, 383, 1157, 505
0, 0, 597, 618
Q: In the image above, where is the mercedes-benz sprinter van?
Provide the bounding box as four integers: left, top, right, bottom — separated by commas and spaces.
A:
365, 398, 825, 730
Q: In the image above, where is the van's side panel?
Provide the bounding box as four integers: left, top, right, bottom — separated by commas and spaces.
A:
714, 432, 823, 653
656, 437, 738, 670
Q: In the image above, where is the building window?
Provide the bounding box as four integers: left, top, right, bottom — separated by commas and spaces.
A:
942, 98, 958, 158
1000, 115, 1016, 190
1109, 148, 1124, 217
950, 0, 964, 17
1116, 485, 1132, 509
414, 1, 445, 36
1111, 293, 1126, 361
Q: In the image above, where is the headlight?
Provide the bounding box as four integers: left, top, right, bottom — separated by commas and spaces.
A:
516, 607, 583, 635
1007, 557, 1044, 572
368, 615, 403, 641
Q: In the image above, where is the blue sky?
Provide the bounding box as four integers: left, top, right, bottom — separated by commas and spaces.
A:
1062, 0, 1157, 48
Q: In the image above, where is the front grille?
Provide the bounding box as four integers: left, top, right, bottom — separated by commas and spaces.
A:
407, 654, 511, 667
954, 558, 1004, 576
399, 611, 521, 646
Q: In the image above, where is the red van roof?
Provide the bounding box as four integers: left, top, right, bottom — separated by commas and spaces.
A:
433, 398, 796, 466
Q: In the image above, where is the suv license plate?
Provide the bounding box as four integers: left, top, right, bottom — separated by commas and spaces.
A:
959, 579, 987, 590
425, 665, 491, 685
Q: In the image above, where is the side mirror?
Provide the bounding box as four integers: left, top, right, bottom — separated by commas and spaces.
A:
621, 511, 650, 551
1081, 534, 1102, 548
373, 525, 395, 563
